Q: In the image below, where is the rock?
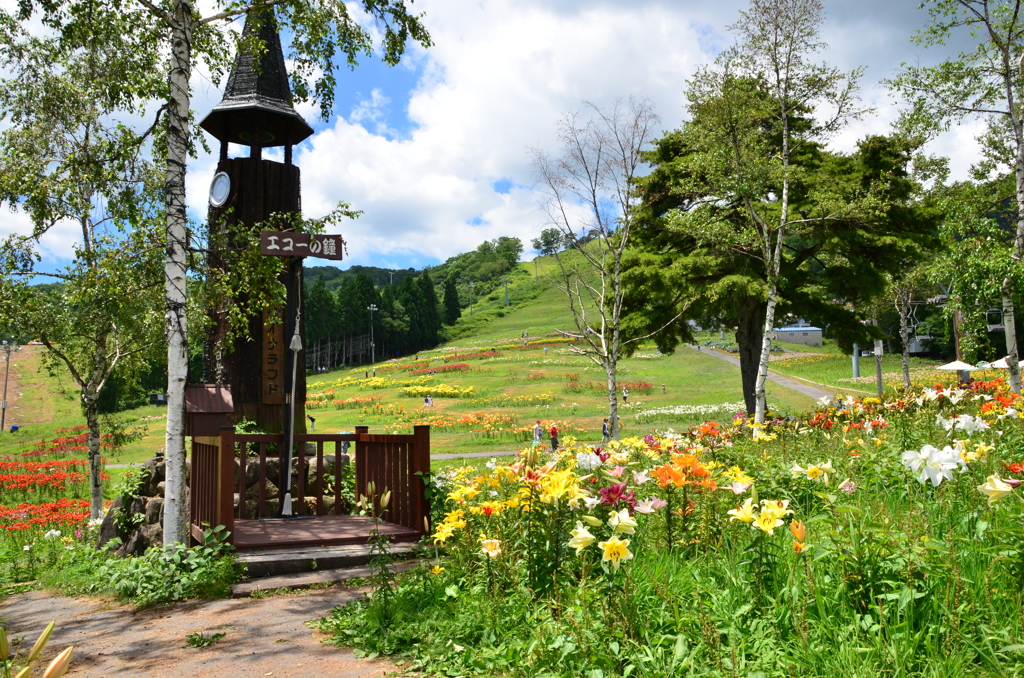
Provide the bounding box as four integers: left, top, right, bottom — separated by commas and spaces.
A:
128, 495, 146, 518
122, 529, 145, 556
244, 458, 260, 487
139, 523, 163, 549
96, 496, 122, 548
145, 497, 163, 525
307, 455, 336, 491
156, 481, 166, 497
139, 457, 166, 496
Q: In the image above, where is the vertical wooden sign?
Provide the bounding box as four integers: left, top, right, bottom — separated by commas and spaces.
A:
262, 307, 285, 404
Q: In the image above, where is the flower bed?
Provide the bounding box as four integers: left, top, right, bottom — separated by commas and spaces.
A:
633, 400, 747, 423
463, 393, 557, 408
305, 395, 381, 410
399, 384, 475, 399
20, 426, 114, 458
409, 363, 469, 376
317, 379, 1024, 676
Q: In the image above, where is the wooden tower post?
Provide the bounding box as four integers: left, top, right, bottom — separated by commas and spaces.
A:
199, 10, 314, 433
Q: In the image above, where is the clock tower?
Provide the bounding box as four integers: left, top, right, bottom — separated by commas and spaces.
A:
199, 10, 313, 433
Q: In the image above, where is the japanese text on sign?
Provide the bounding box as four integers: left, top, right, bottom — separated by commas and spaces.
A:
262, 307, 285, 405
260, 231, 346, 261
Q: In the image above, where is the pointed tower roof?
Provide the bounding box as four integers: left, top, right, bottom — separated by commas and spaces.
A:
199, 10, 314, 147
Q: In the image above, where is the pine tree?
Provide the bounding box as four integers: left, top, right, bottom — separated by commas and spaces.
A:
443, 273, 461, 325
418, 270, 441, 344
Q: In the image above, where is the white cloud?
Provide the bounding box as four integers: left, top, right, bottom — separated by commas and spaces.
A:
0, 0, 1000, 268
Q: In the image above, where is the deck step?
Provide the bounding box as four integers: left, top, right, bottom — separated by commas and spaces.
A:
231, 560, 422, 598
236, 542, 419, 578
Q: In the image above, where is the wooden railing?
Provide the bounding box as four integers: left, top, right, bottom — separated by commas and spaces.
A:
189, 425, 431, 544
354, 425, 431, 533
188, 435, 235, 545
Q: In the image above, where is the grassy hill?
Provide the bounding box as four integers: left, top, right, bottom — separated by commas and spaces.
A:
1, 254, 826, 473
302, 257, 816, 460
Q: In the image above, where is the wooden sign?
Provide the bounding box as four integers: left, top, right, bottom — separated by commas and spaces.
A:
260, 231, 345, 260
262, 307, 285, 405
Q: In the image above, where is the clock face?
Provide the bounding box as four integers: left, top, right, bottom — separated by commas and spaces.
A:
209, 172, 231, 207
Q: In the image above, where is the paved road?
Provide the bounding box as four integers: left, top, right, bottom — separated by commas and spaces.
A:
688, 345, 833, 402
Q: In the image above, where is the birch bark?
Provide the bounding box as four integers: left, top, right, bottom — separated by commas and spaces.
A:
162, 0, 193, 545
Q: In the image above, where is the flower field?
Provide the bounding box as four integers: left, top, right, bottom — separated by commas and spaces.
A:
1, 429, 113, 585
318, 378, 1024, 676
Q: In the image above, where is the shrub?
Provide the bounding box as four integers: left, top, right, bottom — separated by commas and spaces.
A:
43, 525, 242, 606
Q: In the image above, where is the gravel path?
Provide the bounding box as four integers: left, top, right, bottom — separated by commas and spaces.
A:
1, 588, 395, 678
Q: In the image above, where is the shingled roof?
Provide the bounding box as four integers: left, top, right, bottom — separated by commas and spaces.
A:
199, 10, 314, 148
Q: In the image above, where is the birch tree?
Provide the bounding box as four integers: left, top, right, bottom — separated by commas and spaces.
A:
892, 0, 1024, 394
532, 98, 684, 439
8, 0, 431, 544
698, 0, 863, 423
0, 16, 164, 518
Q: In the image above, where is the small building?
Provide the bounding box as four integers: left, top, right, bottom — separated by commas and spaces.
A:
774, 325, 823, 347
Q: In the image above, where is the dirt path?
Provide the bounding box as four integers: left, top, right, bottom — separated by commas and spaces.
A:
1, 588, 397, 678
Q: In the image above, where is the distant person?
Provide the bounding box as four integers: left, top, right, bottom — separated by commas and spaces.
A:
550, 423, 559, 451
601, 418, 610, 443
365, 371, 368, 378
372, 368, 376, 377
662, 384, 666, 394
306, 414, 316, 431
622, 387, 629, 403
533, 420, 543, 445
543, 346, 548, 354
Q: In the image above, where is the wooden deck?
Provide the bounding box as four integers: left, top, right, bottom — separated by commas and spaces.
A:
232, 514, 420, 551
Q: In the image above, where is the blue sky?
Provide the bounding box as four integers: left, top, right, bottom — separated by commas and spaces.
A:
2, 0, 982, 274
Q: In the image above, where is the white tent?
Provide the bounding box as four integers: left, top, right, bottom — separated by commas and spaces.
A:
988, 356, 1022, 369
937, 360, 979, 371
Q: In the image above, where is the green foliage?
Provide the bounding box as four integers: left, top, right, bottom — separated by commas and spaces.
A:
432, 237, 525, 307
185, 631, 225, 648
318, 381, 1024, 677
45, 525, 241, 606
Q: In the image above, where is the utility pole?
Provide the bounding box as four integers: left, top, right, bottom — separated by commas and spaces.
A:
534, 259, 538, 283
367, 304, 378, 365
502, 280, 511, 307
390, 271, 394, 286
852, 342, 860, 378
0, 341, 19, 432
469, 283, 474, 316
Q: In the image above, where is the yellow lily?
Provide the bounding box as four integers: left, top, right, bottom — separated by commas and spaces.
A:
568, 521, 596, 554
727, 498, 756, 523
760, 499, 793, 521
753, 512, 784, 535
978, 474, 1015, 505
598, 536, 633, 569
607, 509, 638, 535
481, 538, 502, 558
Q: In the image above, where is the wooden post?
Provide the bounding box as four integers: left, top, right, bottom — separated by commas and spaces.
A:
218, 426, 236, 544
412, 425, 431, 534
355, 425, 368, 504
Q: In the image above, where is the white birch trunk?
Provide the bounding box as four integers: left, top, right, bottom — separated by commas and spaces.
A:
897, 287, 912, 389
606, 357, 619, 440
753, 275, 779, 424
162, 3, 193, 545
84, 391, 104, 520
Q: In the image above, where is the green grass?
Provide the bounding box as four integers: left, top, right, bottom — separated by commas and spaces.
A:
3, 255, 823, 468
